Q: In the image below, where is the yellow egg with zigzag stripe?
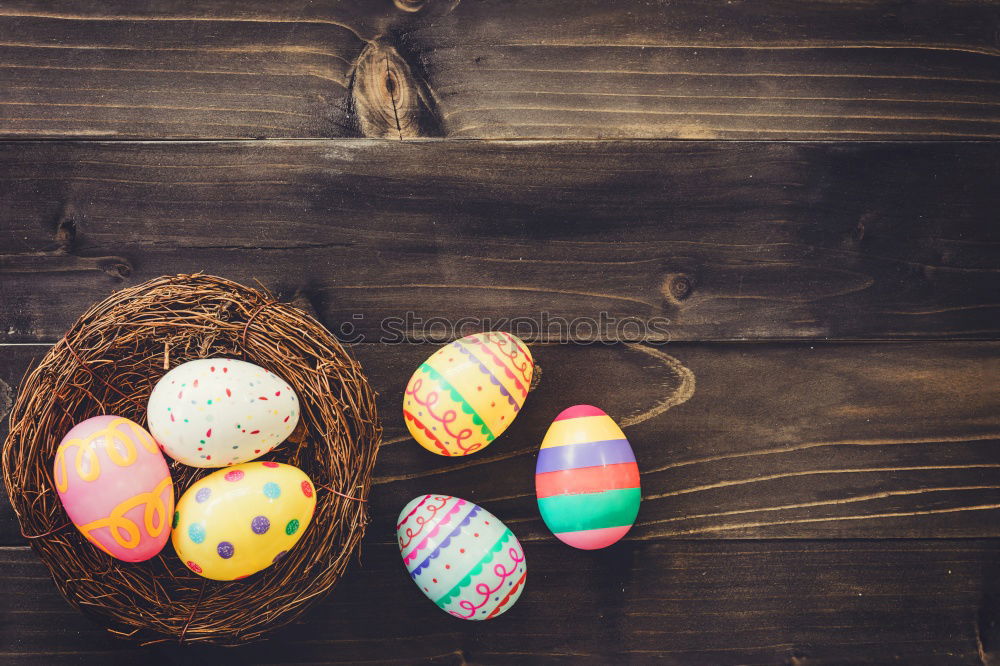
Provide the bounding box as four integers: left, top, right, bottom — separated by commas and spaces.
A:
403, 332, 534, 456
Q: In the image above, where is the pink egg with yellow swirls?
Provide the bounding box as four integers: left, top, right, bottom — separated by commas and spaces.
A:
53, 415, 174, 562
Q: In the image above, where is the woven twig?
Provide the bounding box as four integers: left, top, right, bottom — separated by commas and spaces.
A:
1, 274, 382, 645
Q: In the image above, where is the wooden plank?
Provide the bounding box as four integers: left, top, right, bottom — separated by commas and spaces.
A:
1, 140, 998, 343
1, 1, 999, 139
408, 0, 1000, 139
2, 540, 998, 663
0, 0, 410, 139
3, 340, 999, 544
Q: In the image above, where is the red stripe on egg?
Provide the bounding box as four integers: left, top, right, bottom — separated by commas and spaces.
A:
534, 462, 640, 499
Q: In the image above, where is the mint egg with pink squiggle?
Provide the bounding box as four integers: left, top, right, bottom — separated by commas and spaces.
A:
397, 495, 526, 620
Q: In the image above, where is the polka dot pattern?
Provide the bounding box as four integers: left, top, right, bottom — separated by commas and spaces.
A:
170, 461, 317, 581
251, 515, 270, 534
188, 522, 206, 544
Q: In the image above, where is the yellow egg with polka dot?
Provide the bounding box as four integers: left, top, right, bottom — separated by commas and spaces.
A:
171, 461, 316, 580
403, 332, 534, 456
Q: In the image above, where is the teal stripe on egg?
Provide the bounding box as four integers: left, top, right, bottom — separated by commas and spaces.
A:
537, 487, 641, 534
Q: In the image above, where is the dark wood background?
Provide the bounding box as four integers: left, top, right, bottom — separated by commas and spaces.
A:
1, 1, 999, 663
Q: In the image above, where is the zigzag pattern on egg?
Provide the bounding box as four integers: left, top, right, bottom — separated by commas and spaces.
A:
403, 332, 534, 457
397, 494, 527, 620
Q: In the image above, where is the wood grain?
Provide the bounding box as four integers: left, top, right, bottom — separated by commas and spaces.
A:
1, 0, 998, 139
3, 340, 998, 544
2, 3, 998, 659
3, 540, 999, 664
2, 140, 998, 343
0, 0, 455, 139
350, 40, 442, 139
407, 0, 1000, 139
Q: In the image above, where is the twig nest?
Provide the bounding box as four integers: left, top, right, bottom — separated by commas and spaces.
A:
1, 274, 382, 644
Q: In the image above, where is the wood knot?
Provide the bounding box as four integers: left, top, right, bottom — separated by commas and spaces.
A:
98, 257, 132, 280
393, 0, 425, 12
854, 212, 877, 243
0, 377, 12, 424
392, 0, 462, 16
55, 206, 81, 253
662, 274, 694, 304
350, 40, 440, 139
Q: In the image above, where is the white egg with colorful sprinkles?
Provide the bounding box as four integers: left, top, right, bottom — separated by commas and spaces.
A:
147, 358, 299, 468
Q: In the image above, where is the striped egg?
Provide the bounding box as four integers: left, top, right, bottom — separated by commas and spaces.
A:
535, 405, 641, 550
397, 495, 527, 620
403, 332, 534, 456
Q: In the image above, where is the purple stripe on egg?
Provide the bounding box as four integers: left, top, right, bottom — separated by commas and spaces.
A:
452, 341, 520, 411
401, 499, 467, 564
534, 438, 635, 475
410, 504, 482, 578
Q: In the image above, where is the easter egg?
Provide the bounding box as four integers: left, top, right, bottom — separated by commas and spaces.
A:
403, 332, 534, 456
147, 358, 299, 468
171, 461, 316, 580
54, 416, 173, 562
535, 405, 641, 550
397, 495, 526, 620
